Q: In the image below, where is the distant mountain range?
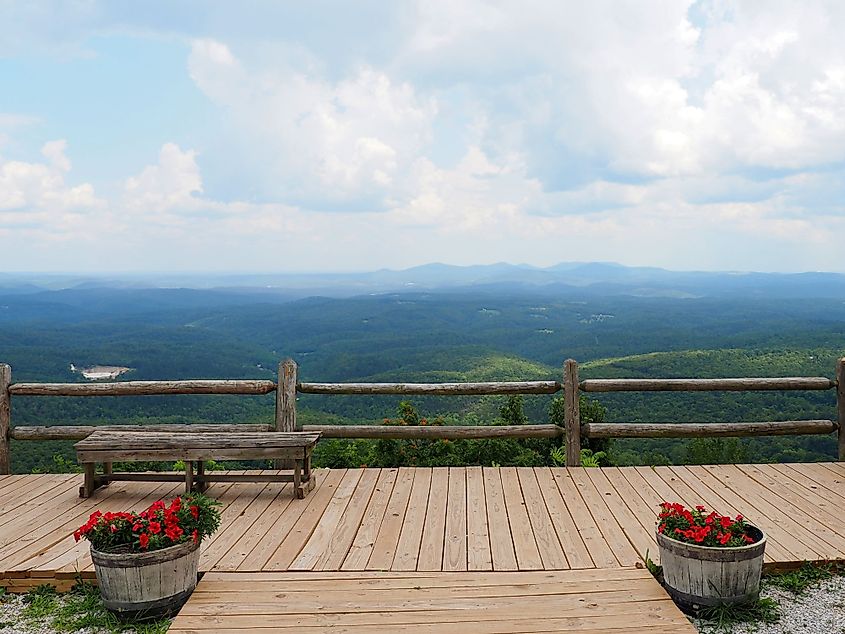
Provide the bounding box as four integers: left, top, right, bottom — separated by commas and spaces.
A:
2, 262, 845, 299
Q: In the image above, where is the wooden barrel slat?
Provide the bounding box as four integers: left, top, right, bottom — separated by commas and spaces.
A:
92, 540, 200, 619
657, 526, 766, 611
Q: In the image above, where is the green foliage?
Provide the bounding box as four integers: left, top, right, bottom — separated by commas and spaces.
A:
3, 286, 843, 472
579, 449, 607, 467
20, 581, 170, 633
21, 584, 59, 620
696, 597, 780, 631
643, 550, 662, 579
765, 561, 839, 594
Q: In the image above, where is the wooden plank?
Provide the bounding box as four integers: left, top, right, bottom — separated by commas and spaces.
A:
289, 469, 363, 570
567, 468, 638, 567
367, 467, 415, 570
500, 466, 542, 570
601, 468, 663, 552
533, 468, 593, 569
736, 464, 845, 545
315, 469, 381, 571
551, 468, 617, 568
264, 469, 347, 570
343, 469, 399, 570
0, 480, 141, 566
782, 463, 845, 500
297, 381, 560, 395
416, 467, 448, 571
199, 478, 283, 570
214, 482, 295, 572
443, 467, 467, 571
713, 464, 844, 557
0, 475, 78, 519
682, 465, 811, 562
19, 481, 183, 574
392, 468, 432, 571
516, 467, 568, 569
465, 466, 492, 571
583, 468, 656, 567
482, 467, 517, 571
772, 463, 845, 506
197, 567, 655, 584
235, 472, 332, 571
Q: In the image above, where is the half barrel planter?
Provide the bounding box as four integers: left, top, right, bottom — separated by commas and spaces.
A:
91, 539, 200, 620
656, 525, 766, 613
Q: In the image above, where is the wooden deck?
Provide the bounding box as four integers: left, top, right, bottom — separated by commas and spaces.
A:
168, 568, 696, 633
1, 463, 845, 592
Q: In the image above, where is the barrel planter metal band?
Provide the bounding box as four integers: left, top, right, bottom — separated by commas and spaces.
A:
657, 525, 766, 613
91, 539, 200, 621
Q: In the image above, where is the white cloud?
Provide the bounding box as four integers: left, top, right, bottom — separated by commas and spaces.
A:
187, 39, 437, 204
0, 140, 99, 214
124, 143, 202, 212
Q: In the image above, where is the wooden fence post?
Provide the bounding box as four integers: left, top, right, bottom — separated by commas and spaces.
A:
837, 358, 845, 461
0, 364, 11, 474
564, 359, 581, 467
275, 359, 298, 468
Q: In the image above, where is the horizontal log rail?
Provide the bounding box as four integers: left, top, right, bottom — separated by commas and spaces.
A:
582, 419, 837, 439
10, 424, 272, 441
8, 379, 277, 396
302, 424, 562, 439
297, 381, 561, 395
580, 377, 835, 392
1, 357, 843, 473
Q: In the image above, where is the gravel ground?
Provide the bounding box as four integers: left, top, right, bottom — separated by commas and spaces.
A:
694, 575, 845, 634
0, 591, 161, 634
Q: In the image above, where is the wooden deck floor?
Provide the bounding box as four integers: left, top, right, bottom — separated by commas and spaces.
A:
1, 463, 845, 592
168, 568, 696, 633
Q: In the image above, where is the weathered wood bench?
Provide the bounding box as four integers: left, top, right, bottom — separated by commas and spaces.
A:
74, 430, 321, 499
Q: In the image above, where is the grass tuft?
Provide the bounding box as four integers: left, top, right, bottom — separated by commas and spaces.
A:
765, 561, 840, 595
16, 581, 171, 633
697, 597, 780, 632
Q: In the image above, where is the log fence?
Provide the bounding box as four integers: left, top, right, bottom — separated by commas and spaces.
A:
0, 357, 843, 470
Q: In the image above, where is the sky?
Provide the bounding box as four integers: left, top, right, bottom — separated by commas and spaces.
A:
1, 1, 845, 274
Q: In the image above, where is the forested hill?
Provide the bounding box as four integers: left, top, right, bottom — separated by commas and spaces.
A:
1, 266, 844, 472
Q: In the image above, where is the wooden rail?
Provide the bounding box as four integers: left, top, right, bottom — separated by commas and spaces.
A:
582, 420, 838, 439
0, 357, 843, 472
10, 424, 272, 441
9, 379, 277, 396
580, 377, 835, 392
302, 424, 562, 439
297, 381, 560, 395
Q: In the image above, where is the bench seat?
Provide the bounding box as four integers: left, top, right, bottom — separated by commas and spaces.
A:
74, 430, 321, 499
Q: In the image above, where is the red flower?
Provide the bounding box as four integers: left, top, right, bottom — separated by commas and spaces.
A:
165, 525, 184, 542
148, 521, 162, 535
717, 532, 731, 545
139, 533, 150, 549
190, 505, 199, 520
695, 505, 705, 512
192, 529, 199, 543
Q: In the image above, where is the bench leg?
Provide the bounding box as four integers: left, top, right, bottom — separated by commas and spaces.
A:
185, 460, 194, 494
196, 460, 207, 493
102, 462, 112, 488
293, 460, 304, 499
79, 463, 99, 498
